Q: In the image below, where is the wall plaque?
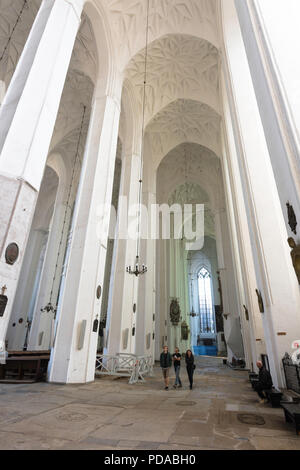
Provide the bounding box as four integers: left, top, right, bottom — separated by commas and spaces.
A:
0, 295, 8, 317
122, 328, 129, 349
170, 299, 180, 325
93, 319, 99, 333
146, 333, 151, 349
5, 243, 19, 265
181, 321, 189, 340
243, 305, 249, 321
287, 202, 297, 234
96, 285, 102, 299
256, 289, 264, 313
78, 320, 87, 350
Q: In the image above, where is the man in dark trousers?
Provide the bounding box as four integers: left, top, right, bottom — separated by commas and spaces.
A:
254, 361, 273, 403
172, 347, 182, 388
160, 345, 172, 390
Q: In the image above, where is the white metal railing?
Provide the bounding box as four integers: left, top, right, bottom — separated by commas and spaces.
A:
95, 353, 153, 384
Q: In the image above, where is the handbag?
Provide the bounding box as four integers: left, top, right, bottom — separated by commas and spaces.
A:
193, 364, 196, 370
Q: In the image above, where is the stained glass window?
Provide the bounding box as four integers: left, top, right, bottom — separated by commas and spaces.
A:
198, 267, 215, 334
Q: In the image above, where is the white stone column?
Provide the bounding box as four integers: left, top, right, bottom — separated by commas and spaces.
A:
107, 144, 141, 356
221, 75, 266, 371
0, 0, 84, 350
28, 176, 74, 351
169, 238, 178, 351
221, 0, 300, 387
6, 228, 48, 350
136, 162, 157, 358
49, 85, 122, 384
214, 209, 245, 362
155, 237, 168, 360
235, 0, 300, 214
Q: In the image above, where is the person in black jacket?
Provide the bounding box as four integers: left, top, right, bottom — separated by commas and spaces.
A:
185, 349, 195, 390
254, 361, 273, 403
160, 346, 172, 390
172, 347, 182, 388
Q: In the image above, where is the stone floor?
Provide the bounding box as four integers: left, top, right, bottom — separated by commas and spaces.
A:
0, 360, 299, 450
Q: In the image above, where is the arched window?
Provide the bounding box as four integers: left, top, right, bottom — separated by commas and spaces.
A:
198, 267, 215, 334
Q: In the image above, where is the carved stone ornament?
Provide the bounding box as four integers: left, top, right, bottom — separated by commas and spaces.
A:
5, 243, 19, 265
256, 289, 265, 313
243, 305, 249, 321
93, 318, 99, 333
170, 299, 181, 326
96, 285, 101, 299
181, 321, 189, 341
287, 202, 297, 235
288, 237, 300, 284
0, 295, 8, 318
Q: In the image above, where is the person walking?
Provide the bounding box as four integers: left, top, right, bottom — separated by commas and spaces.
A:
185, 349, 195, 390
160, 345, 172, 390
172, 347, 182, 388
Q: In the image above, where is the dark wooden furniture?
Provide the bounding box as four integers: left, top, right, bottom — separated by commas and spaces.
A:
281, 402, 300, 435
264, 388, 283, 407
249, 372, 258, 382
0, 351, 50, 383
282, 354, 300, 394
250, 377, 259, 389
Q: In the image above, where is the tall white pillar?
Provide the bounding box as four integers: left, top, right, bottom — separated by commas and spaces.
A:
214, 209, 246, 362
155, 237, 168, 360
49, 85, 122, 384
235, 0, 300, 214
221, 0, 300, 387
28, 173, 74, 351
0, 0, 84, 350
107, 147, 141, 356
136, 161, 157, 358
221, 76, 266, 371
6, 228, 48, 350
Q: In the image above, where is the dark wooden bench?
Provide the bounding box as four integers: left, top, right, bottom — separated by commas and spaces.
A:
0, 351, 50, 383
249, 372, 258, 382
281, 402, 300, 435
250, 377, 259, 389
264, 388, 283, 407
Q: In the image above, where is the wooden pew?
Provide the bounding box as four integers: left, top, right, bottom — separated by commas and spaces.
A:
0, 351, 50, 383
264, 388, 283, 407
281, 402, 300, 435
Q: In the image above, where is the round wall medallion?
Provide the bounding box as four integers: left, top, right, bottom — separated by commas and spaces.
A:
5, 243, 19, 265
96, 285, 102, 299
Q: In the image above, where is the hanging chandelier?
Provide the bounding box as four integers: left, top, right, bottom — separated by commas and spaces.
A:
126, 0, 150, 277
126, 255, 147, 277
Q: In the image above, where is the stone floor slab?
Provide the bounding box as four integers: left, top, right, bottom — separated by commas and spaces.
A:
4, 403, 123, 441
1, 360, 299, 450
